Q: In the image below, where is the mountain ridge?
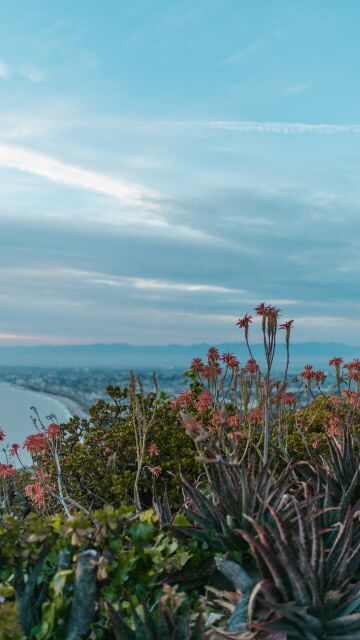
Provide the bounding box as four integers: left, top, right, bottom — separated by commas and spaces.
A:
0, 342, 358, 367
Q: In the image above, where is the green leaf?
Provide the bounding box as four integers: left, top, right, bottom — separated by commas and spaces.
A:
173, 514, 191, 527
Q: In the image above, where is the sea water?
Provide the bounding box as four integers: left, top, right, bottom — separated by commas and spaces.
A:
0, 382, 72, 465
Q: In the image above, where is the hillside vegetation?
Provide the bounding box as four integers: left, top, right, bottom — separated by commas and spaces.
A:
1, 304, 360, 639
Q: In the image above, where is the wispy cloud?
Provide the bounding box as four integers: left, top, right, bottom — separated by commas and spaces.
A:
205, 121, 360, 135
224, 38, 263, 64
0, 61, 46, 82
8, 112, 360, 139
20, 66, 46, 83
0, 144, 243, 245
95, 118, 360, 136
0, 143, 159, 210
285, 82, 311, 95
0, 60, 9, 79
0, 332, 82, 345
295, 315, 360, 328
0, 267, 246, 296
87, 275, 245, 294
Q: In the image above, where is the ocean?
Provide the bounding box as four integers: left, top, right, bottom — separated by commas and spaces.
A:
0, 382, 76, 465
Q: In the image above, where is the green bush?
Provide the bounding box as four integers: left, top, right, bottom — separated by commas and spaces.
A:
283, 395, 360, 461
0, 506, 208, 639
41, 385, 200, 512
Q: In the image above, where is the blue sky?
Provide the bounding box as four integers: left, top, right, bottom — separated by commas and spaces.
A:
0, 0, 360, 345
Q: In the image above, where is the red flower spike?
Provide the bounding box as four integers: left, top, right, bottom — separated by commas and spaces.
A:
236, 314, 253, 329
248, 408, 264, 425
254, 302, 267, 316
148, 443, 160, 457
266, 305, 281, 319
280, 320, 294, 330
222, 352, 240, 370
329, 357, 343, 367
149, 466, 162, 477
23, 433, 48, 454
227, 431, 244, 440
196, 390, 213, 412
47, 423, 61, 440
25, 482, 46, 509
300, 365, 314, 380
313, 370, 326, 382
207, 347, 220, 363
228, 415, 241, 427
9, 443, 20, 457
0, 463, 16, 478
210, 410, 226, 426
245, 359, 259, 375
170, 390, 193, 410
344, 359, 360, 371
191, 357, 204, 372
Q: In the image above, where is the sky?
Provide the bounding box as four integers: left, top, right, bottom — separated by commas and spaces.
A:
0, 0, 360, 346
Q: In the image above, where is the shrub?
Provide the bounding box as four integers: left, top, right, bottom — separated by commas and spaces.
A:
0, 506, 207, 638
18, 384, 200, 515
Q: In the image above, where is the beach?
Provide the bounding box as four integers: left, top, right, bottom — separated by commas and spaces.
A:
0, 381, 86, 465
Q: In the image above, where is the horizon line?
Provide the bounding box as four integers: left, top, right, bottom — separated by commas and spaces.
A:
0, 340, 358, 349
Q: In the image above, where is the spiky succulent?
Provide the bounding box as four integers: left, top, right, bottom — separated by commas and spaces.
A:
296, 426, 360, 506
173, 458, 294, 554
240, 503, 360, 639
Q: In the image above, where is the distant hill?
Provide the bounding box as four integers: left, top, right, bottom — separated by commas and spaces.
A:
0, 342, 358, 369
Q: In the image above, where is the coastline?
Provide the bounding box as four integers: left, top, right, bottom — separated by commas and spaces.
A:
1, 381, 89, 421
29, 388, 89, 420
0, 381, 89, 465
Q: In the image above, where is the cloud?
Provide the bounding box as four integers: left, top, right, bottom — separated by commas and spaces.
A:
0, 144, 245, 245
105, 118, 360, 136
206, 121, 360, 135
0, 60, 9, 79
20, 66, 46, 83
224, 38, 263, 64
0, 143, 159, 212
0, 61, 45, 83
86, 275, 245, 294
285, 82, 311, 95
295, 315, 360, 329
0, 266, 245, 295
0, 332, 81, 345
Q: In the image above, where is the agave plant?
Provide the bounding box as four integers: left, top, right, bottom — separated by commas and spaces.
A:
327, 425, 360, 493
173, 458, 294, 554
240, 502, 360, 639
296, 425, 360, 505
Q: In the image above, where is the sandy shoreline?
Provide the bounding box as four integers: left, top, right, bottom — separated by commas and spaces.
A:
0, 382, 89, 465
36, 390, 89, 420
4, 382, 89, 421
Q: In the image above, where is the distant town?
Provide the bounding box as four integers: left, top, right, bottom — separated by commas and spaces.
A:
0, 366, 186, 413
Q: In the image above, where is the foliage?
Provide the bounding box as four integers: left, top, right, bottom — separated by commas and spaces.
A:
241, 502, 360, 639
107, 586, 205, 640
55, 385, 200, 511
0, 506, 207, 639
2, 303, 360, 637
0, 584, 24, 640
173, 458, 294, 556
5, 384, 199, 516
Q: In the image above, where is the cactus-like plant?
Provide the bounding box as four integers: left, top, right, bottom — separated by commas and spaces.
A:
240, 503, 360, 639
174, 459, 294, 554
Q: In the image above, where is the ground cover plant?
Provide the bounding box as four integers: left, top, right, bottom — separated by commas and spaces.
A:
1, 303, 360, 638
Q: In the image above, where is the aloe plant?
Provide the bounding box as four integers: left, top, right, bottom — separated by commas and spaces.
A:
240, 503, 360, 639
174, 459, 294, 554
296, 425, 360, 504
